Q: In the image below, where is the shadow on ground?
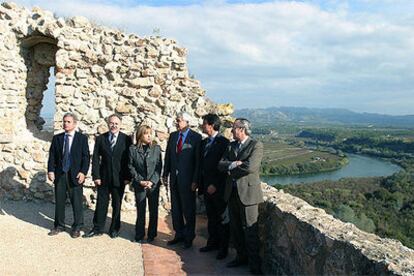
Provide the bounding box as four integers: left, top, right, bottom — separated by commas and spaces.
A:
0, 197, 251, 275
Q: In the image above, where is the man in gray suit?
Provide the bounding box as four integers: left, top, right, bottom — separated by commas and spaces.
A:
163, 112, 201, 249
218, 118, 264, 274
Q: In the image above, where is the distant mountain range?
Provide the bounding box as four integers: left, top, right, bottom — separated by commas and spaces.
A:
234, 107, 414, 128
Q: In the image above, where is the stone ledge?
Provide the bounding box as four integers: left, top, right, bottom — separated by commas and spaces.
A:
260, 184, 414, 275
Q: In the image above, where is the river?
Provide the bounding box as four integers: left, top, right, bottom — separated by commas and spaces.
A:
261, 153, 402, 185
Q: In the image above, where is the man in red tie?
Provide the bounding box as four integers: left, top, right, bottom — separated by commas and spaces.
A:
163, 112, 202, 249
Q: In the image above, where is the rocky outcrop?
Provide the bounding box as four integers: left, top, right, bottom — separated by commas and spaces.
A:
260, 184, 414, 275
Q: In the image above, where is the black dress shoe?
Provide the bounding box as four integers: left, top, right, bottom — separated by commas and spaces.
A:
48, 228, 63, 236
82, 229, 103, 238
167, 237, 184, 245
109, 230, 119, 239
199, 245, 219, 252
147, 237, 155, 243
132, 238, 143, 243
70, 230, 81, 239
226, 257, 248, 268
182, 241, 192, 249
216, 249, 228, 260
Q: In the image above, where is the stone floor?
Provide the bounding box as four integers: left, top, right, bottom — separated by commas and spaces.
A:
0, 199, 251, 275
142, 214, 250, 275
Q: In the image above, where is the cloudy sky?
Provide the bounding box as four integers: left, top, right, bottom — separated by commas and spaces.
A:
16, 0, 414, 115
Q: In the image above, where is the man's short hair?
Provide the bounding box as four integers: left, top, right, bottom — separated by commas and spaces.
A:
107, 113, 122, 122
202, 113, 221, 131
177, 111, 191, 123
63, 112, 78, 123
234, 118, 251, 136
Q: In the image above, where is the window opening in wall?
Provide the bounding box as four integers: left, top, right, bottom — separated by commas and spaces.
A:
22, 35, 58, 140
40, 67, 55, 132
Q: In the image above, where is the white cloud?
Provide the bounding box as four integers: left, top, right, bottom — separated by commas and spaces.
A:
13, 0, 414, 115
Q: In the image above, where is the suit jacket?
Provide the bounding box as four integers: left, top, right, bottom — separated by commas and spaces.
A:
218, 137, 264, 205
91, 131, 132, 188
199, 134, 229, 197
128, 144, 162, 192
163, 129, 202, 187
48, 131, 90, 185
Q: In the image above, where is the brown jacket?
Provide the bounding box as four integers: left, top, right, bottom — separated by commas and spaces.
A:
218, 137, 264, 205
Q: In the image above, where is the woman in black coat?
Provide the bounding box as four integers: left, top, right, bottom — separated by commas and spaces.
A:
128, 125, 162, 243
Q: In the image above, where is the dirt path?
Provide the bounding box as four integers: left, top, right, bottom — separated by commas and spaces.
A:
1, 199, 251, 275
0, 200, 143, 276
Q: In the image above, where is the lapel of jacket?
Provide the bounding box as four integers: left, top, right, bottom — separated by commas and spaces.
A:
137, 144, 151, 176
70, 131, 79, 155
137, 144, 145, 160
171, 131, 178, 156
238, 137, 252, 159
231, 141, 239, 160
184, 129, 192, 146
204, 134, 219, 157
57, 133, 64, 155
103, 132, 110, 150
112, 132, 123, 155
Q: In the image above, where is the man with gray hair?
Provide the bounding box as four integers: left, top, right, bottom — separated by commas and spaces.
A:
84, 114, 132, 239
47, 113, 90, 238
163, 111, 202, 249
218, 118, 264, 274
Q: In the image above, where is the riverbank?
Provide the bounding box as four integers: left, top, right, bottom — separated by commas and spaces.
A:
262, 153, 401, 185
282, 170, 414, 250
261, 141, 348, 177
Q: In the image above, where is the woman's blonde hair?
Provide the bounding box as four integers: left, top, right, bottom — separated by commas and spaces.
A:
135, 125, 152, 147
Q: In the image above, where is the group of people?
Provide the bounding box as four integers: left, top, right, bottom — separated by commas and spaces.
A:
47, 111, 263, 274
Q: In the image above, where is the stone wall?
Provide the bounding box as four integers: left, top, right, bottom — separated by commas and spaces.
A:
260, 184, 414, 275
2, 2, 414, 275
0, 2, 232, 208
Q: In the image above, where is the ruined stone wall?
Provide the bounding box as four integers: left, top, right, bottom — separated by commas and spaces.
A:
259, 184, 414, 275
0, 2, 232, 208
1, 3, 413, 275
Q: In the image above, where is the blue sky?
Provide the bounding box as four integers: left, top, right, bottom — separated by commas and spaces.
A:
17, 0, 414, 115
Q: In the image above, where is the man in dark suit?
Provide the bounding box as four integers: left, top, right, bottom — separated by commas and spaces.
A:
83, 114, 132, 239
218, 118, 264, 274
199, 113, 230, 259
163, 112, 202, 249
47, 113, 90, 238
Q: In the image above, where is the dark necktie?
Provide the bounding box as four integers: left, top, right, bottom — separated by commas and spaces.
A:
110, 133, 116, 151
204, 137, 213, 157
236, 142, 242, 156
177, 133, 183, 154
63, 134, 71, 173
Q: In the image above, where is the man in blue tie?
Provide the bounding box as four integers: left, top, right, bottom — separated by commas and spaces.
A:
198, 114, 230, 259
47, 113, 90, 238
84, 114, 132, 239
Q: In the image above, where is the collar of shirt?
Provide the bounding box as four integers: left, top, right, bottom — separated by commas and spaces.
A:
63, 130, 75, 152
109, 131, 119, 139
239, 136, 249, 145
208, 131, 218, 144
177, 128, 190, 144
65, 130, 76, 137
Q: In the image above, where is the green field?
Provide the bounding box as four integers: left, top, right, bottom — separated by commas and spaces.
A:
261, 141, 348, 176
